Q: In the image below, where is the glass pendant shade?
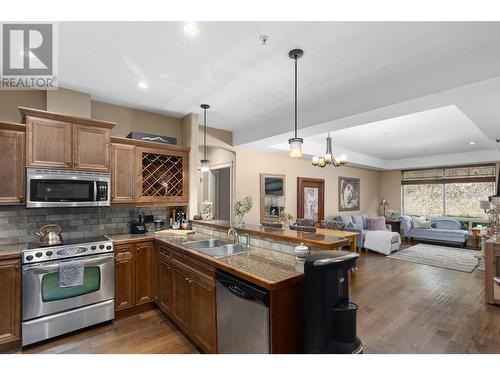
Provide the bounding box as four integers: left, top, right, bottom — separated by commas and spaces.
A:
200, 159, 210, 172
318, 157, 326, 168
339, 154, 348, 165
312, 156, 319, 166
288, 137, 303, 158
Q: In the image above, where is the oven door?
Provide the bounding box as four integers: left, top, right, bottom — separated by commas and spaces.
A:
22, 253, 114, 321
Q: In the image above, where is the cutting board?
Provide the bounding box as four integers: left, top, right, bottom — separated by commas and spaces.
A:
155, 229, 195, 236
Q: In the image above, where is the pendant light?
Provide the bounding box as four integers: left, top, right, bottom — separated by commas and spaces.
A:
200, 104, 210, 172
288, 49, 304, 158
312, 132, 347, 167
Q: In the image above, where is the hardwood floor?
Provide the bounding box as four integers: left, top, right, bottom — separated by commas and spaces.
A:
19, 251, 500, 354
353, 252, 500, 354
21, 309, 199, 354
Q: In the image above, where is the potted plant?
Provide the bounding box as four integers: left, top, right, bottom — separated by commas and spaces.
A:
279, 211, 294, 228
233, 196, 253, 226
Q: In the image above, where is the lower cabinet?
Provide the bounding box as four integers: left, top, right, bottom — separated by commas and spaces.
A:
114, 241, 153, 312
0, 258, 21, 352
156, 245, 217, 353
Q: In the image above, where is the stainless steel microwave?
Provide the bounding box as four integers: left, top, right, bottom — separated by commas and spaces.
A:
26, 168, 110, 208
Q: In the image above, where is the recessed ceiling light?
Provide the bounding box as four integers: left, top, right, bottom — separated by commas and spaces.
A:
183, 22, 200, 36
138, 81, 148, 89
469, 141, 476, 145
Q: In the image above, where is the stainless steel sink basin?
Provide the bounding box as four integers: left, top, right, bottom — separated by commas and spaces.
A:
184, 239, 249, 258
184, 239, 228, 250
196, 244, 250, 258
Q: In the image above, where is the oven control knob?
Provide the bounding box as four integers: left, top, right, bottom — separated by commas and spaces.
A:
91, 246, 96, 250
26, 255, 33, 261
106, 245, 112, 250
46, 250, 53, 257
99, 244, 105, 249
35, 252, 43, 258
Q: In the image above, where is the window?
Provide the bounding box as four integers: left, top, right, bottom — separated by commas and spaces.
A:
402, 165, 496, 219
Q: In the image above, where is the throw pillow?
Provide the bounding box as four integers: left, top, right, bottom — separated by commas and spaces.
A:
367, 216, 386, 231
320, 220, 346, 230
296, 218, 315, 227
411, 216, 432, 229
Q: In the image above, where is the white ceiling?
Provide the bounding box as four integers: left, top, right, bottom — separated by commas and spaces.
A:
56, 21, 500, 170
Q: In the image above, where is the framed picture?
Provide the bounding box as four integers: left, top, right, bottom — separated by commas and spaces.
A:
338, 177, 360, 211
297, 177, 324, 224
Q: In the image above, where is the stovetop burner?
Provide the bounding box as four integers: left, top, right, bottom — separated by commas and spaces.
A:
22, 235, 114, 264
25, 236, 110, 250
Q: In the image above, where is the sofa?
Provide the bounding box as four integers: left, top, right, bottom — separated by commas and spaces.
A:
333, 214, 394, 250
399, 215, 470, 246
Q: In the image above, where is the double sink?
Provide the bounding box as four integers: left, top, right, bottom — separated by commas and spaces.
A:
183, 239, 250, 258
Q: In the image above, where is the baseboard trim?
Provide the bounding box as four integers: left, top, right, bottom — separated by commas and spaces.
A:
115, 301, 156, 319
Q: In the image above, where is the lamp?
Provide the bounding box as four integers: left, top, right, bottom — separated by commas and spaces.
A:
379, 198, 389, 218
288, 49, 304, 158
311, 133, 348, 167
200, 104, 210, 172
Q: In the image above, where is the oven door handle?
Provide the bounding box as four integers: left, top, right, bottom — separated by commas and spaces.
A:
22, 253, 114, 272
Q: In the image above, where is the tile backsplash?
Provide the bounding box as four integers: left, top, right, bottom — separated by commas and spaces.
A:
0, 206, 172, 245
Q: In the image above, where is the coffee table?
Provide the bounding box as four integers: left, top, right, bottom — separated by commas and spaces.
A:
316, 228, 358, 252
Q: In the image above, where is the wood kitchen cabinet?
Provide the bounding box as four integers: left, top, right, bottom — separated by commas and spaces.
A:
111, 142, 136, 203
114, 243, 136, 311
190, 275, 217, 353
135, 241, 153, 305
114, 240, 154, 313
26, 116, 72, 169
73, 124, 110, 171
0, 123, 25, 205
21, 107, 115, 172
171, 264, 192, 333
157, 251, 173, 314
0, 258, 21, 352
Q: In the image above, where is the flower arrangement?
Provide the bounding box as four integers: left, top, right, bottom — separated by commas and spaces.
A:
201, 201, 213, 221
233, 196, 253, 226
279, 211, 294, 226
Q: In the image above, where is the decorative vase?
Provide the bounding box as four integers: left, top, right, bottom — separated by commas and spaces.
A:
237, 214, 245, 227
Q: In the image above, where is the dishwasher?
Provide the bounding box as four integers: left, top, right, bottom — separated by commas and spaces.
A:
216, 270, 270, 353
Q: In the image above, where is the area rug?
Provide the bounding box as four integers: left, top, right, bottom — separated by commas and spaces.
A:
388, 244, 480, 272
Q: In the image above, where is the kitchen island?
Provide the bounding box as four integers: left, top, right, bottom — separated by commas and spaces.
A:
109, 228, 353, 354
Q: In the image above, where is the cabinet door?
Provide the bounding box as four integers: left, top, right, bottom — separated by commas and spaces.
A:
0, 259, 21, 351
0, 129, 25, 205
135, 241, 153, 305
157, 254, 173, 314
190, 277, 217, 353
171, 265, 191, 333
73, 124, 110, 171
26, 117, 72, 168
111, 143, 136, 203
114, 244, 136, 311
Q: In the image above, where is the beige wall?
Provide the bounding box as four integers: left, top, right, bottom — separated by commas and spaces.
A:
46, 88, 91, 117
380, 170, 402, 215
181, 113, 199, 218
91, 100, 182, 142
0, 90, 45, 123
235, 148, 382, 226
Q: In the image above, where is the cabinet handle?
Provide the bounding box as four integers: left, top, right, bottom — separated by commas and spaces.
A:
188, 279, 193, 284
185, 277, 190, 282
15, 265, 20, 271
19, 195, 24, 203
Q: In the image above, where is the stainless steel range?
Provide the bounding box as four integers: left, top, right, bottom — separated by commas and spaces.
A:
22, 236, 115, 346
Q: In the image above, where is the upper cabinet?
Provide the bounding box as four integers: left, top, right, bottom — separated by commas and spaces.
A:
73, 124, 110, 171
20, 107, 114, 172
111, 137, 189, 206
0, 123, 25, 205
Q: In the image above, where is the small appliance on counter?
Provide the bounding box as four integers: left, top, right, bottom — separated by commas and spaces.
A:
35, 224, 63, 246
130, 208, 146, 234
144, 215, 155, 232
304, 251, 363, 354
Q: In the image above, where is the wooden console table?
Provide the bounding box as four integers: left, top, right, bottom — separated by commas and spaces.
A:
485, 236, 500, 306
386, 219, 401, 234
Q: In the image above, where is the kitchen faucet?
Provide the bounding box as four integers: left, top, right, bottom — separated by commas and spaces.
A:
227, 227, 238, 244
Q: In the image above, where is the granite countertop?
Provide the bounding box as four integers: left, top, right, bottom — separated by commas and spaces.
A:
190, 220, 349, 250
0, 243, 25, 260
107, 231, 347, 290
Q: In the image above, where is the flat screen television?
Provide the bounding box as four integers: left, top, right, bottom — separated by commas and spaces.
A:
265, 178, 283, 196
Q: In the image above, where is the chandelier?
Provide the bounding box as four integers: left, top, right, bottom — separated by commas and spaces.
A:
312, 133, 347, 167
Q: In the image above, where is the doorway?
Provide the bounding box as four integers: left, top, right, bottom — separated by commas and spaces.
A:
211, 166, 231, 221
